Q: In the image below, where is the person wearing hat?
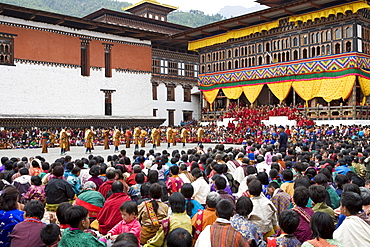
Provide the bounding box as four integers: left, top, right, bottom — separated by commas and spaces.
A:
277, 125, 288, 154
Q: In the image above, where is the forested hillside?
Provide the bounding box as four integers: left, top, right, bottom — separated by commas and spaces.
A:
0, 0, 224, 27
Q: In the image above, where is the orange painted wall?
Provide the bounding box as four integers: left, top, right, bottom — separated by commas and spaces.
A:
1, 23, 152, 71
112, 43, 152, 71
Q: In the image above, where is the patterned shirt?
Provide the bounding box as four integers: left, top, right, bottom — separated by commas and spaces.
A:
230, 214, 262, 241
21, 185, 46, 204
166, 175, 184, 194
271, 188, 291, 219
276, 235, 301, 247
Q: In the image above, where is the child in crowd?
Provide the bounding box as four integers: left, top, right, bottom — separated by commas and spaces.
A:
63, 163, 74, 180
67, 167, 81, 195
21, 176, 46, 204
58, 206, 107, 247
40, 223, 61, 247
12, 167, 31, 200
106, 201, 141, 243
56, 202, 73, 229
39, 162, 50, 179
267, 210, 301, 247
29, 159, 43, 176
128, 173, 144, 202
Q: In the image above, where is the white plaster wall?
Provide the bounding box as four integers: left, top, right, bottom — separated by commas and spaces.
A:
0, 62, 152, 117
154, 83, 200, 126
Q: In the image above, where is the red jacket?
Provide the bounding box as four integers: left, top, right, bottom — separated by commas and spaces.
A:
97, 192, 131, 235
98, 180, 114, 199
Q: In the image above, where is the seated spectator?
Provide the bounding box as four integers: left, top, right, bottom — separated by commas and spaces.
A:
267, 181, 291, 219
181, 183, 204, 218
145, 192, 192, 247
29, 159, 43, 176
334, 192, 370, 246
45, 166, 75, 212
75, 181, 105, 220
214, 176, 235, 210
111, 233, 138, 247
106, 201, 141, 244
191, 192, 220, 242
166, 166, 184, 194
292, 186, 314, 243
267, 210, 301, 247
302, 212, 343, 247
191, 168, 210, 205
56, 202, 73, 230
147, 170, 168, 202
128, 173, 145, 202
87, 165, 104, 190
231, 196, 262, 243
309, 185, 336, 224
97, 181, 131, 235
126, 165, 143, 186
12, 168, 31, 201
67, 167, 81, 195
314, 173, 340, 209
195, 199, 249, 247
178, 163, 195, 184
281, 169, 294, 197
249, 179, 278, 238
138, 183, 168, 245
98, 169, 116, 199
21, 176, 46, 204
0, 186, 24, 247
58, 206, 106, 246
166, 228, 192, 247
63, 162, 74, 180
10, 200, 45, 246
40, 223, 61, 247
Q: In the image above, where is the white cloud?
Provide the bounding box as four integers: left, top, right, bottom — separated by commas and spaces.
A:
124, 0, 264, 15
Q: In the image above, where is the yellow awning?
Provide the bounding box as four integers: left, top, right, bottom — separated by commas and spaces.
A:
289, 0, 370, 24
188, 20, 280, 51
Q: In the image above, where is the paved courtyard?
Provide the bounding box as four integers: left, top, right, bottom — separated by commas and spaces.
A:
0, 143, 242, 162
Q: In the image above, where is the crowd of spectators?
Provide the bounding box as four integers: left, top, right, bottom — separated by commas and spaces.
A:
0, 135, 369, 246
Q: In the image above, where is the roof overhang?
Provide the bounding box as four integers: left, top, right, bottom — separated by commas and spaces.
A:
0, 2, 164, 40
171, 0, 358, 43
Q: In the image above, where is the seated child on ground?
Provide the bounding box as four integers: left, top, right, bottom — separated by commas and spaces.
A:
106, 201, 141, 244
40, 223, 61, 247
267, 210, 301, 247
58, 206, 107, 247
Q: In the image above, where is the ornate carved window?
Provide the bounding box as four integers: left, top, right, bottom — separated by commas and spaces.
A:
0, 34, 15, 66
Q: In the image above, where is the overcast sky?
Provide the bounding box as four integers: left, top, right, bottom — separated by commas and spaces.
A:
157, 0, 263, 15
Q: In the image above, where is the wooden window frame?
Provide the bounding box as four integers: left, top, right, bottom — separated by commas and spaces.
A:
183, 87, 192, 102
0, 34, 16, 66
167, 85, 175, 101
80, 38, 91, 77
103, 43, 113, 78
152, 82, 158, 100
